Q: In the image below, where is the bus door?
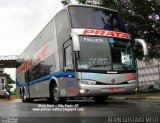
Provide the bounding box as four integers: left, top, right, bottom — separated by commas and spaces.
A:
62, 40, 78, 97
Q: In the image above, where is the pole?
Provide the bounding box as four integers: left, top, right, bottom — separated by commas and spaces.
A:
158, 58, 160, 83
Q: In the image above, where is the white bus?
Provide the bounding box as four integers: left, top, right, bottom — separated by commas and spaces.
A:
16, 4, 148, 103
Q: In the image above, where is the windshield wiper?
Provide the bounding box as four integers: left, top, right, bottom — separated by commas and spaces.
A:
122, 65, 134, 71
122, 65, 128, 71
88, 64, 111, 69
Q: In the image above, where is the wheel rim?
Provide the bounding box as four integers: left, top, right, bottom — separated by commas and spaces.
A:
54, 86, 59, 101
22, 92, 26, 101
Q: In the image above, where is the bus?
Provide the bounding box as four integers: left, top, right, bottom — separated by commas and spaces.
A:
16, 4, 148, 103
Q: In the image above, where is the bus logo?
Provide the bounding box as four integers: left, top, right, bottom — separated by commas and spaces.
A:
111, 78, 116, 84
83, 29, 130, 39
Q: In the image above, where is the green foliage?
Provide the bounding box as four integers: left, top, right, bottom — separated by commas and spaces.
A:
7, 85, 13, 89
101, 0, 160, 59
61, 0, 85, 5
6, 74, 15, 84
61, 0, 70, 6
78, 0, 86, 4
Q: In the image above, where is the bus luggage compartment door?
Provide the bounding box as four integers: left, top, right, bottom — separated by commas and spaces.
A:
58, 78, 78, 97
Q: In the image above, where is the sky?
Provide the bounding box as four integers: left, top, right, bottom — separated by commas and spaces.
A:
0, 0, 65, 80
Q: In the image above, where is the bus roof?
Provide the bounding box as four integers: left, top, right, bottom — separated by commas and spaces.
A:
65, 4, 118, 13
18, 4, 119, 60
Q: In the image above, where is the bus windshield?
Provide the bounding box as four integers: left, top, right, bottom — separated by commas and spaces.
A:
76, 36, 135, 72
111, 39, 135, 71
69, 6, 127, 33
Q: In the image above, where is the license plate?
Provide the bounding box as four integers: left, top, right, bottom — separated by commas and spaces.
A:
109, 88, 119, 92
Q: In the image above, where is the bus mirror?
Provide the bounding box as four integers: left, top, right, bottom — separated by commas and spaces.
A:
135, 39, 148, 56
71, 32, 80, 52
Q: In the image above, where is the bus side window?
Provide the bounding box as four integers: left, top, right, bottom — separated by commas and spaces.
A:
64, 45, 74, 71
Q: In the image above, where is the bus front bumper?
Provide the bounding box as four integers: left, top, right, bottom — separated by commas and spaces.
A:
78, 83, 138, 97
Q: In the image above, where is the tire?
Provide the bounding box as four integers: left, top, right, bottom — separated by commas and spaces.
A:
21, 88, 34, 103
51, 84, 66, 104
26, 98, 34, 103
21, 88, 26, 102
93, 96, 108, 103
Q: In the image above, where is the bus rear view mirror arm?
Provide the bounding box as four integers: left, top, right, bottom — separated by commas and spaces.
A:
71, 32, 80, 52
135, 39, 148, 56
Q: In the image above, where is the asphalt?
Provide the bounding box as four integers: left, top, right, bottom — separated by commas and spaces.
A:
110, 93, 160, 100
1, 93, 160, 103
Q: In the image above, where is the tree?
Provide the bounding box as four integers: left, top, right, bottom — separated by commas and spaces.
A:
6, 74, 15, 84
101, 0, 160, 59
61, 0, 70, 5
61, 0, 160, 59
61, 0, 100, 5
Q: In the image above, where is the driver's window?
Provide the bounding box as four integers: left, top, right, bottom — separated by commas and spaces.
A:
64, 45, 74, 71
122, 48, 132, 66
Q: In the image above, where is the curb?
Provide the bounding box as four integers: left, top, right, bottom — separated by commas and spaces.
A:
11, 99, 22, 102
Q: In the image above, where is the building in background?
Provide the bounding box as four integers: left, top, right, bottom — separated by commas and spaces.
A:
137, 58, 160, 90
0, 68, 8, 96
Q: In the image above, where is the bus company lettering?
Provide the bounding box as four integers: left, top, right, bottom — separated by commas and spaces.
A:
83, 37, 104, 43
17, 44, 49, 75
83, 29, 130, 39
36, 45, 48, 62
17, 59, 32, 74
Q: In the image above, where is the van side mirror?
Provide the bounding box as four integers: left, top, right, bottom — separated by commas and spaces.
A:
71, 32, 80, 52
135, 39, 148, 56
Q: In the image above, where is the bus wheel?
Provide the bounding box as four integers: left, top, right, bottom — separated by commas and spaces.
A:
26, 98, 34, 103
51, 84, 66, 104
93, 96, 108, 103
21, 89, 26, 102
21, 88, 34, 103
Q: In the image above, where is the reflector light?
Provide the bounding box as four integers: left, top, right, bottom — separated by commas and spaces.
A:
127, 73, 136, 79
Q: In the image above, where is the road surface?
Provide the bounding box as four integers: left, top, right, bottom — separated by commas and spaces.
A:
0, 97, 160, 123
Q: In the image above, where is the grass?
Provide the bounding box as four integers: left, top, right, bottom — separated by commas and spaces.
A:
0, 99, 10, 102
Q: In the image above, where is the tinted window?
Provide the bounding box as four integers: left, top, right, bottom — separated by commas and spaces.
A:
77, 36, 112, 71
64, 45, 73, 71
55, 10, 71, 69
69, 6, 127, 32
1, 78, 4, 84
111, 39, 135, 71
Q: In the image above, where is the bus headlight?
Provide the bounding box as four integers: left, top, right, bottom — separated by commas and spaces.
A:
127, 79, 136, 84
134, 87, 138, 92
79, 79, 97, 85
79, 89, 86, 94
